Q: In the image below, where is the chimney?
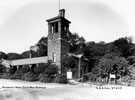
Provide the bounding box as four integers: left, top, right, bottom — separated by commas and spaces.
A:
59, 9, 65, 17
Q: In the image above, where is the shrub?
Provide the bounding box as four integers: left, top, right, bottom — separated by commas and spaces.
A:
0, 65, 6, 73
39, 73, 55, 83
121, 75, 130, 82
1, 73, 12, 79
39, 64, 58, 83
55, 74, 67, 84
83, 73, 90, 82
83, 72, 99, 82
44, 64, 58, 76
10, 71, 23, 80
21, 65, 31, 74
39, 73, 47, 82
23, 71, 38, 81
0, 73, 3, 78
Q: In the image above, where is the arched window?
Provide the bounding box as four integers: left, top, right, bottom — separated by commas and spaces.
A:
53, 53, 56, 62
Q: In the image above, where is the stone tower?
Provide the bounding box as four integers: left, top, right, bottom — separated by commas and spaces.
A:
46, 9, 71, 73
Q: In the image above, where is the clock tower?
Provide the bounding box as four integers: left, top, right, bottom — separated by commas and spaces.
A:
46, 9, 71, 73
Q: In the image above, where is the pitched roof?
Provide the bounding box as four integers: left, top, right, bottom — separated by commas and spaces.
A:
11, 56, 48, 66
0, 59, 12, 68
67, 53, 89, 61
0, 56, 48, 67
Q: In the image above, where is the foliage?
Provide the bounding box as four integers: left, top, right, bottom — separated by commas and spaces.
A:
127, 64, 135, 80
39, 73, 49, 83
113, 37, 133, 58
34, 63, 49, 74
83, 72, 97, 82
127, 56, 135, 65
1, 73, 11, 79
44, 64, 58, 76
97, 53, 129, 79
84, 41, 106, 60
36, 37, 47, 56
55, 74, 67, 84
121, 75, 130, 82
20, 65, 31, 74
7, 53, 22, 60
0, 65, 6, 73
62, 56, 77, 69
68, 32, 86, 54
84, 41, 107, 71
21, 51, 30, 59
83, 73, 90, 82
23, 71, 38, 81
39, 64, 58, 83
10, 71, 23, 80
0, 52, 7, 59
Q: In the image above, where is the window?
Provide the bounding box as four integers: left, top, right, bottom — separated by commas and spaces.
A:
51, 23, 54, 33
55, 22, 58, 33
64, 26, 67, 32
51, 22, 58, 33
53, 53, 56, 62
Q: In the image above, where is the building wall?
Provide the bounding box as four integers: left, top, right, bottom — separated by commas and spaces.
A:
47, 17, 70, 73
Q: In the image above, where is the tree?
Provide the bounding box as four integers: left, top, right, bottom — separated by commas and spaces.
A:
68, 32, 86, 54
21, 51, 30, 59
36, 37, 47, 56
62, 56, 78, 73
0, 52, 7, 60
127, 56, 135, 65
113, 37, 133, 58
7, 53, 22, 60
84, 41, 107, 71
97, 53, 129, 80
0, 65, 6, 73
62, 56, 77, 69
127, 64, 135, 80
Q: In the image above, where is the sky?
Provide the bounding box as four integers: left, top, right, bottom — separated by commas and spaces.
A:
0, 0, 135, 54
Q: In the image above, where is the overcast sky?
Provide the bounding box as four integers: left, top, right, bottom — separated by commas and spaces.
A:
0, 0, 135, 54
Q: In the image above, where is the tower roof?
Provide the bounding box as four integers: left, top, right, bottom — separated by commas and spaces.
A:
46, 9, 71, 24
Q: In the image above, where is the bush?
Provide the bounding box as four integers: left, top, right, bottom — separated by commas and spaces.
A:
39, 73, 47, 82
23, 71, 38, 81
83, 73, 90, 82
39, 73, 55, 83
1, 73, 12, 79
0, 73, 3, 78
10, 71, 23, 80
39, 64, 58, 83
21, 65, 31, 74
55, 74, 67, 84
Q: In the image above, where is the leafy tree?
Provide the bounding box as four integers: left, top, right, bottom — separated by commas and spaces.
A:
84, 41, 107, 71
68, 32, 86, 54
127, 64, 135, 80
21, 51, 30, 58
104, 43, 122, 55
127, 56, 135, 65
62, 56, 77, 69
7, 53, 22, 60
113, 37, 133, 58
97, 53, 129, 79
36, 37, 47, 56
0, 51, 7, 60
84, 41, 107, 60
